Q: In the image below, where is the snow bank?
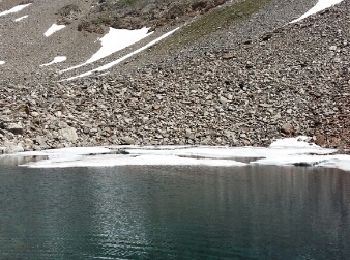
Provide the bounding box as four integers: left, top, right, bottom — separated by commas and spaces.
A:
40, 56, 66, 67
61, 27, 152, 72
291, 0, 345, 23
62, 27, 179, 81
14, 15, 28, 22
44, 24, 65, 37
10, 136, 350, 171
0, 61, 5, 65
0, 3, 31, 17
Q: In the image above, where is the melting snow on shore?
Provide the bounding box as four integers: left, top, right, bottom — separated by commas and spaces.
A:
40, 56, 67, 67
0, 3, 31, 17
62, 27, 179, 81
14, 15, 28, 22
44, 23, 66, 37
9, 136, 350, 172
291, 0, 345, 23
61, 27, 152, 73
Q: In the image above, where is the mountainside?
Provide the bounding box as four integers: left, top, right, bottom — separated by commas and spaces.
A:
0, 0, 349, 152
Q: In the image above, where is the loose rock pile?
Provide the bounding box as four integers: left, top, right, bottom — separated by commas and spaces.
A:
0, 1, 349, 153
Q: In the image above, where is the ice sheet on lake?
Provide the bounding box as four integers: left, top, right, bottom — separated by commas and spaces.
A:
44, 24, 65, 37
14, 15, 28, 22
291, 0, 345, 23
62, 27, 179, 81
61, 27, 152, 72
9, 136, 350, 171
40, 56, 66, 67
23, 154, 246, 168
0, 3, 31, 17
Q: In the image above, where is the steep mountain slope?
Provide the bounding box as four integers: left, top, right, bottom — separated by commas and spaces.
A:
0, 0, 349, 152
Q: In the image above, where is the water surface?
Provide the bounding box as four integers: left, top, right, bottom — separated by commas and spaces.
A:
0, 164, 349, 259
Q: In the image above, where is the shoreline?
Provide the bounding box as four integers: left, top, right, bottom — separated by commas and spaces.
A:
1, 137, 350, 171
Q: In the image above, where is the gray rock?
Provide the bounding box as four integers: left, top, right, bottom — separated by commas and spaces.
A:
281, 123, 296, 136
120, 136, 135, 145
6, 123, 24, 135
58, 127, 78, 143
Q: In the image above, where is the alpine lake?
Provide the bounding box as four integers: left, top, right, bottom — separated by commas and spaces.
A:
0, 156, 350, 259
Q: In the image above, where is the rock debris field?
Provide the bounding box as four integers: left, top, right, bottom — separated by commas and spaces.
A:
0, 0, 349, 153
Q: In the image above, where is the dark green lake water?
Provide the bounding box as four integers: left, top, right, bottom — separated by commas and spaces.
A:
0, 164, 350, 259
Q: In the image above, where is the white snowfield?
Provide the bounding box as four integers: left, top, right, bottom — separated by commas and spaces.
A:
61, 27, 152, 72
14, 15, 28, 22
0, 3, 31, 17
10, 136, 350, 171
0, 61, 5, 65
291, 0, 345, 23
62, 27, 179, 81
44, 23, 66, 37
39, 56, 67, 67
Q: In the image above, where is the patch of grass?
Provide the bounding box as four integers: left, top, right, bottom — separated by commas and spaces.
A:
158, 0, 272, 49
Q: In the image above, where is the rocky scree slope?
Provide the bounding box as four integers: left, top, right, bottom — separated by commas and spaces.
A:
0, 0, 349, 152
77, 0, 228, 33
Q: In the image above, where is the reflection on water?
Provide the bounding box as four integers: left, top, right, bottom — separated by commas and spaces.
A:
0, 165, 349, 259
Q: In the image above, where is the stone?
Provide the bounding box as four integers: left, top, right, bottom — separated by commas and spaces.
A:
58, 127, 78, 143
281, 123, 296, 135
315, 134, 326, 146
6, 123, 24, 135
120, 136, 135, 145
222, 52, 236, 60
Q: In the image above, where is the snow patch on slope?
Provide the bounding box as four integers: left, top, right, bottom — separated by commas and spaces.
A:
291, 0, 345, 23
40, 56, 67, 67
14, 15, 28, 22
0, 3, 31, 17
61, 27, 152, 72
62, 27, 179, 81
44, 24, 66, 37
0, 61, 5, 65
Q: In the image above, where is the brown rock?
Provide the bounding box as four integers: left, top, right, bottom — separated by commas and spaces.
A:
281, 123, 296, 135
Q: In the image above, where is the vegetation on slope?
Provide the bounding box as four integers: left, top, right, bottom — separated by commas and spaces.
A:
158, 0, 272, 49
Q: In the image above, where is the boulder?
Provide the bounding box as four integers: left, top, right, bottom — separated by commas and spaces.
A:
58, 127, 78, 143
6, 123, 24, 135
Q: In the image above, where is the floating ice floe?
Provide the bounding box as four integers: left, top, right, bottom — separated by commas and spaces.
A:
0, 61, 5, 65
40, 56, 67, 67
9, 136, 350, 171
291, 0, 345, 23
44, 24, 66, 37
61, 27, 152, 72
62, 27, 179, 81
0, 3, 31, 17
14, 15, 28, 22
